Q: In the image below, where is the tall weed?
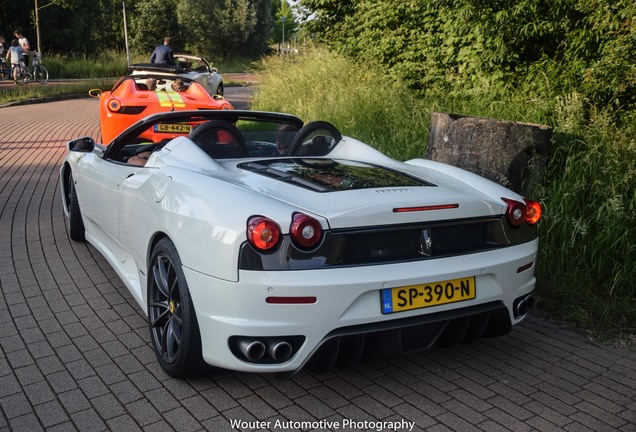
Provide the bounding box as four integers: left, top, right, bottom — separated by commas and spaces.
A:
251, 51, 429, 160
535, 108, 636, 333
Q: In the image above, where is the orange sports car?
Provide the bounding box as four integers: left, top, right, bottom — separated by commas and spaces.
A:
91, 74, 233, 144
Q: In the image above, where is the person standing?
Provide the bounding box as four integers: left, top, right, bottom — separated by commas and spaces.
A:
0, 36, 6, 78
149, 37, 175, 65
0, 36, 7, 79
13, 30, 30, 66
6, 39, 23, 81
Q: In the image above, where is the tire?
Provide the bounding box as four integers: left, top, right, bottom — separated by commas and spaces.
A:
34, 65, 49, 84
148, 238, 203, 378
215, 82, 224, 96
65, 173, 86, 242
13, 65, 27, 85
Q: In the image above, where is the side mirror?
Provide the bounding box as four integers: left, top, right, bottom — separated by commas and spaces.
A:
68, 137, 96, 153
88, 88, 102, 98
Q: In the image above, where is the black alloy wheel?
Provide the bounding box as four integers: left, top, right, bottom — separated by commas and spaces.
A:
65, 173, 85, 242
148, 238, 203, 378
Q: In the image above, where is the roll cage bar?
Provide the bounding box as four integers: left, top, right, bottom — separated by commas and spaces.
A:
102, 110, 305, 159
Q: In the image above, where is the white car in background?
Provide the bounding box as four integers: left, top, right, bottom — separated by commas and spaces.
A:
59, 110, 542, 378
130, 54, 224, 96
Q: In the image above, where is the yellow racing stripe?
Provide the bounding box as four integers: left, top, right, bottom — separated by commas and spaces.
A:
155, 91, 186, 108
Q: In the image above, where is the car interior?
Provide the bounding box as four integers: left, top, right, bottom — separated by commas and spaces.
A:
112, 119, 342, 166
188, 121, 248, 159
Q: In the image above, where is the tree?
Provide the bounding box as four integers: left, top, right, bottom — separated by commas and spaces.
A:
271, 0, 297, 47
2, 0, 273, 60
1, 0, 133, 55
176, 0, 272, 60
1, 1, 33, 49
45, 0, 124, 54
297, 0, 355, 36
244, 0, 274, 58
129, 0, 181, 55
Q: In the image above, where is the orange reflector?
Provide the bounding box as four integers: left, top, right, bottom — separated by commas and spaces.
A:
393, 204, 459, 213
525, 200, 542, 225
266, 297, 317, 304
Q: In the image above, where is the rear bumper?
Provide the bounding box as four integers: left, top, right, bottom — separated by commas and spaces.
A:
185, 239, 538, 373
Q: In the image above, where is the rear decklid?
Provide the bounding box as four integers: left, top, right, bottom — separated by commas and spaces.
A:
232, 158, 504, 229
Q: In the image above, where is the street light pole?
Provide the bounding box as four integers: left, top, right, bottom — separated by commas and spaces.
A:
35, 0, 41, 52
122, 1, 131, 67
280, 16, 286, 54
34, 0, 54, 54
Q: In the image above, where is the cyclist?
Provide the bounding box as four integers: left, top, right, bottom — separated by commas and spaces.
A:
0, 36, 7, 79
6, 39, 22, 81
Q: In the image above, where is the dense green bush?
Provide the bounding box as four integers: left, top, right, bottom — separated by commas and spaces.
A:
300, 0, 636, 111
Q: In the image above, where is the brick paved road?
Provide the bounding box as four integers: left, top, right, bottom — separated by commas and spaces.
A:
0, 98, 634, 432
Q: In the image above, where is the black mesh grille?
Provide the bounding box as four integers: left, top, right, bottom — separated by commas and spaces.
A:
119, 106, 146, 115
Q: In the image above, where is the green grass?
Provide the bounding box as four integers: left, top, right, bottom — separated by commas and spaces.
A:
252, 50, 636, 337
0, 80, 115, 105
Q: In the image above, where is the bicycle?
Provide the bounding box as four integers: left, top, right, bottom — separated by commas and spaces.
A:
13, 51, 49, 85
0, 58, 13, 80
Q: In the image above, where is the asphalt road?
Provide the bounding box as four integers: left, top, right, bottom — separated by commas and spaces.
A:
0, 92, 634, 431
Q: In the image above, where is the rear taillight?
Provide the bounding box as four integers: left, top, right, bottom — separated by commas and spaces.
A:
502, 198, 542, 227
503, 198, 526, 227
247, 216, 281, 252
107, 98, 122, 112
290, 213, 323, 249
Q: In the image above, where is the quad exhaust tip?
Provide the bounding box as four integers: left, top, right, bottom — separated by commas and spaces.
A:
232, 336, 300, 364
238, 339, 266, 362
514, 294, 536, 317
268, 340, 293, 362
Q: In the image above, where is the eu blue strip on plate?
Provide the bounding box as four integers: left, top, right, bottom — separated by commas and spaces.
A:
381, 289, 393, 314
